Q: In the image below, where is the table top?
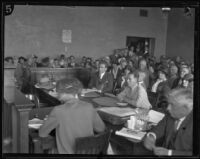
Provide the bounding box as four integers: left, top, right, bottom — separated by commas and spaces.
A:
29, 87, 154, 153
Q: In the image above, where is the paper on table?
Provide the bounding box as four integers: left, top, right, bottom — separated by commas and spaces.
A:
115, 127, 146, 140
81, 88, 99, 94
148, 110, 165, 124
97, 107, 136, 117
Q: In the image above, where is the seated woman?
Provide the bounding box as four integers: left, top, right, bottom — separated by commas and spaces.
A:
113, 65, 133, 95
39, 78, 106, 154
117, 71, 151, 109
151, 67, 170, 95
181, 73, 193, 94
151, 67, 171, 109
171, 66, 190, 89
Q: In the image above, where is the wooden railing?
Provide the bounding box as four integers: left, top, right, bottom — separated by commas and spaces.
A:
30, 67, 91, 88
4, 86, 35, 153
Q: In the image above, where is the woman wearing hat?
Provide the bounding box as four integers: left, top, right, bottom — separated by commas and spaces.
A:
151, 67, 171, 110
181, 74, 193, 95
151, 67, 170, 94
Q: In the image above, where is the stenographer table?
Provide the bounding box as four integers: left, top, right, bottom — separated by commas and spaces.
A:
28, 88, 156, 154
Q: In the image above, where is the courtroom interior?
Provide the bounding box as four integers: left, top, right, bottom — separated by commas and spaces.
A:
3, 2, 198, 157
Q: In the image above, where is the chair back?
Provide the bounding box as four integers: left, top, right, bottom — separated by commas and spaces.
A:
75, 130, 111, 154
147, 91, 159, 109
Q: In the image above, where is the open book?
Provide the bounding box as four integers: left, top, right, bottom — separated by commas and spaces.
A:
115, 127, 146, 141
148, 110, 165, 124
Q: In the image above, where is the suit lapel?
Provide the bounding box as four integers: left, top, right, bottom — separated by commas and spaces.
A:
177, 111, 193, 135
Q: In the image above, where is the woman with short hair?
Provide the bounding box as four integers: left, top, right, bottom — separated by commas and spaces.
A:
39, 78, 106, 154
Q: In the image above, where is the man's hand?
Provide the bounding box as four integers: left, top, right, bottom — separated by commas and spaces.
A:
143, 134, 156, 151
153, 147, 169, 156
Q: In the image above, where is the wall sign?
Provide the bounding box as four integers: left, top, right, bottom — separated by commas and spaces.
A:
62, 29, 72, 43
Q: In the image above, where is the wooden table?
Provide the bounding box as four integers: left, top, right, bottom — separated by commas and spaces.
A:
28, 88, 151, 154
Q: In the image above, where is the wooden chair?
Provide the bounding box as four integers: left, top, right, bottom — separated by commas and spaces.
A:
75, 130, 111, 154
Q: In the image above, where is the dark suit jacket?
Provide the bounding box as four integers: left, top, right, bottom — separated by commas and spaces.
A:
171, 77, 182, 89
156, 80, 171, 97
151, 111, 193, 156
88, 72, 114, 93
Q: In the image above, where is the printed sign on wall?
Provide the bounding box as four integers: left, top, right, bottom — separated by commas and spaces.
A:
62, 29, 72, 43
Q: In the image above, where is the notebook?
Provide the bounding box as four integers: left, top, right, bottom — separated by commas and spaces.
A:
115, 127, 146, 140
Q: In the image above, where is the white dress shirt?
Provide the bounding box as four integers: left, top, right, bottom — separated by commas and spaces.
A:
100, 72, 105, 79
151, 79, 163, 93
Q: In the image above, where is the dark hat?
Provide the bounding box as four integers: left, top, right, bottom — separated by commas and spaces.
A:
158, 67, 169, 77
183, 74, 193, 82
56, 78, 83, 95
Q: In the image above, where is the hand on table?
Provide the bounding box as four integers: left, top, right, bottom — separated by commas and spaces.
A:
153, 146, 169, 156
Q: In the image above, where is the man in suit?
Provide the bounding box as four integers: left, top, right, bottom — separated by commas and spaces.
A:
39, 78, 105, 154
143, 88, 193, 156
88, 60, 114, 93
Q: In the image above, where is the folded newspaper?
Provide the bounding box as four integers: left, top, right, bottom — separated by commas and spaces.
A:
115, 127, 146, 140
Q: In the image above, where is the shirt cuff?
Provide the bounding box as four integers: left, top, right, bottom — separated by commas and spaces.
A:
147, 132, 157, 140
168, 150, 172, 156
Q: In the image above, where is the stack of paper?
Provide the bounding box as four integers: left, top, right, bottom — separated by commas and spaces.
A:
97, 107, 136, 117
148, 110, 165, 124
115, 127, 146, 140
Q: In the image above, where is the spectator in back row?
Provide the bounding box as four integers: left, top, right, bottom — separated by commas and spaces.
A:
172, 66, 190, 89
14, 56, 26, 89
168, 65, 178, 89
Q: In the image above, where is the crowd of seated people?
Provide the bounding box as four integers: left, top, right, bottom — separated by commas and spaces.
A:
4, 47, 194, 156
5, 48, 194, 104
